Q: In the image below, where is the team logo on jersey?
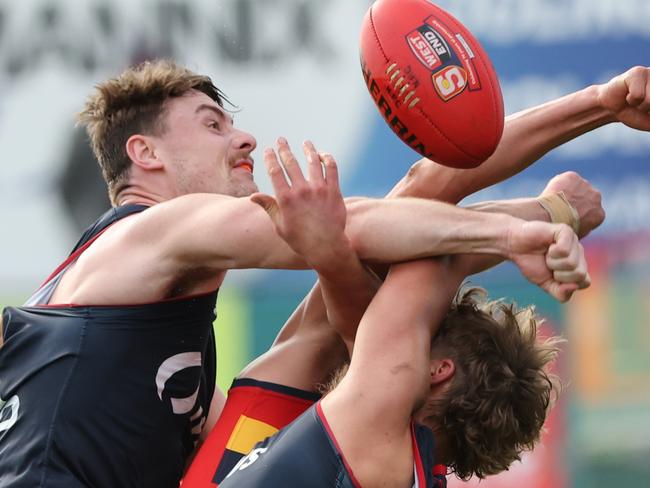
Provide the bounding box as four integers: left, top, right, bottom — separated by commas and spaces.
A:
0, 395, 19, 436
405, 15, 481, 102
213, 414, 280, 483
155, 352, 202, 415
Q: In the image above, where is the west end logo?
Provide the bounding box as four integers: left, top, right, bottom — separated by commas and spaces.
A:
406, 16, 479, 102
406, 25, 451, 71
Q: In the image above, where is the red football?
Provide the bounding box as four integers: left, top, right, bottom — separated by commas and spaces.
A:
360, 0, 504, 168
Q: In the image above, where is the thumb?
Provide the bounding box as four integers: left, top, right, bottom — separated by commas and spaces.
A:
544, 280, 579, 303
250, 193, 280, 223
250, 193, 280, 225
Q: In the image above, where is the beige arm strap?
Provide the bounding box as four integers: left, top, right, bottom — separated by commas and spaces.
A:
537, 191, 580, 234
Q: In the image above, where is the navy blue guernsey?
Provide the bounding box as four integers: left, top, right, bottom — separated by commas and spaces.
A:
0, 205, 218, 488
220, 403, 447, 488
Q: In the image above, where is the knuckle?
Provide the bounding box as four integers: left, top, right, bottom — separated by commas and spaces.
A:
277, 193, 291, 205
296, 186, 311, 199
628, 92, 644, 105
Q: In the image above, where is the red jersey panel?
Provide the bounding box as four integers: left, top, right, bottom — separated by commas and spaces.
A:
182, 378, 320, 487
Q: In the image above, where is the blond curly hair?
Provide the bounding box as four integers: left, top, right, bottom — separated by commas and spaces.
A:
423, 287, 563, 480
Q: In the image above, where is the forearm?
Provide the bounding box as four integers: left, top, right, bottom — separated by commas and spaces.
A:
389, 84, 612, 203
346, 259, 463, 413
465, 197, 548, 223
454, 197, 551, 276
345, 197, 516, 262
314, 243, 380, 347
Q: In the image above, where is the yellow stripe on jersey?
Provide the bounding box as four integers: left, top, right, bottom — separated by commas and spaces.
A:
226, 415, 279, 455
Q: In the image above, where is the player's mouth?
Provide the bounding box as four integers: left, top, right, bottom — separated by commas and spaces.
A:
233, 159, 254, 174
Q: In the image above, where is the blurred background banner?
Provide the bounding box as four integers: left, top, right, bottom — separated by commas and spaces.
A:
0, 1, 648, 486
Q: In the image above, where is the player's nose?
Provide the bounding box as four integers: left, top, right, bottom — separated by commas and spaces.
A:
233, 129, 257, 153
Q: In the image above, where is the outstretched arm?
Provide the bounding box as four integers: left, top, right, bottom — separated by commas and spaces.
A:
389, 66, 650, 203
320, 217, 587, 485
142, 139, 583, 302
267, 140, 590, 302
318, 258, 462, 487
249, 142, 379, 349
236, 142, 379, 391
455, 172, 604, 276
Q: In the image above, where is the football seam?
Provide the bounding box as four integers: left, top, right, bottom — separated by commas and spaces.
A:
369, 4, 481, 164
368, 6, 389, 61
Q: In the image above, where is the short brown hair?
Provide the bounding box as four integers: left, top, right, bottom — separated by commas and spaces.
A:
425, 287, 563, 480
78, 59, 227, 203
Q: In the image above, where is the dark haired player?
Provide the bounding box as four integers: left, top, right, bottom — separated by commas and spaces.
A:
0, 60, 588, 488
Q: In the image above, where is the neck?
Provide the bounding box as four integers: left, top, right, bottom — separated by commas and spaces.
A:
117, 187, 169, 207
413, 407, 451, 466
117, 166, 180, 207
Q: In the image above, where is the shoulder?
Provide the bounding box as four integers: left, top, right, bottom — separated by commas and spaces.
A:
319, 391, 414, 487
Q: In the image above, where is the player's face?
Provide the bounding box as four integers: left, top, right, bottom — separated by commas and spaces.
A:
153, 90, 258, 197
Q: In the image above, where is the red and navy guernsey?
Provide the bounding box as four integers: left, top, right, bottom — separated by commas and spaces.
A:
220, 401, 447, 488
0, 205, 218, 488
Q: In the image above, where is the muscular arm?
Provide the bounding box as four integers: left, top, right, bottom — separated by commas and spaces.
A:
390, 87, 610, 202
237, 143, 379, 389
323, 259, 461, 424
321, 230, 585, 485
320, 259, 464, 486
148, 148, 525, 273
389, 66, 650, 203
457, 171, 605, 276
107, 76, 620, 303
240, 253, 378, 390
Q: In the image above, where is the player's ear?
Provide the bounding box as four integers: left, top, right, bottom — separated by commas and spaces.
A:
126, 134, 164, 171
430, 358, 455, 386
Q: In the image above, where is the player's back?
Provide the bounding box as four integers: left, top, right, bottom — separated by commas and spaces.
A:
220, 403, 357, 487
220, 402, 447, 488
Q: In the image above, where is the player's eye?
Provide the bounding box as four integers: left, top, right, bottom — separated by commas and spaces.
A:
208, 120, 221, 130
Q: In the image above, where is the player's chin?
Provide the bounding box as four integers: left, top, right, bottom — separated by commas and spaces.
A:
230, 179, 259, 198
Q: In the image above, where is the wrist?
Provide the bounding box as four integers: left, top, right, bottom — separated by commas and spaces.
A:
502, 216, 529, 260
536, 192, 580, 234
589, 83, 619, 125
485, 212, 521, 258
305, 236, 356, 272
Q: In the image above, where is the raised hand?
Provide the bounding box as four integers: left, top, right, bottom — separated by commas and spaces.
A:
539, 171, 605, 238
251, 138, 349, 268
507, 221, 590, 302
597, 66, 650, 131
